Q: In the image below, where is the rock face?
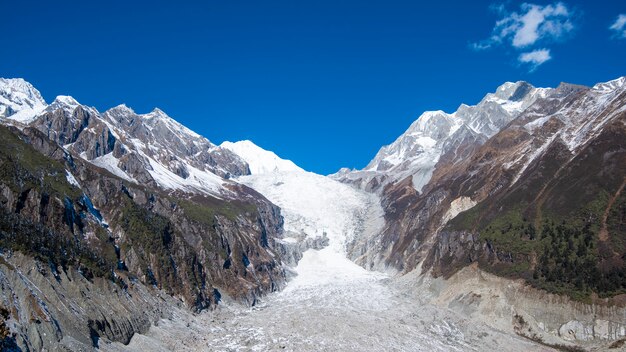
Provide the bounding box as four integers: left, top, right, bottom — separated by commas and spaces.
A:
337, 77, 626, 343
0, 79, 291, 350
0, 252, 173, 351
405, 262, 626, 350
338, 77, 625, 279
101, 105, 251, 179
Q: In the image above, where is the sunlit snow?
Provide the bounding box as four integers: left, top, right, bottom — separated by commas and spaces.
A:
221, 140, 303, 175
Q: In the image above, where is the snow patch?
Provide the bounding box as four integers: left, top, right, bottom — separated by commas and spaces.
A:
145, 155, 225, 196
65, 170, 81, 188
53, 95, 79, 108
91, 153, 134, 182
510, 134, 559, 186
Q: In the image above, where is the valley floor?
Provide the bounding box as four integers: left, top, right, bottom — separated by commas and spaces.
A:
104, 246, 550, 352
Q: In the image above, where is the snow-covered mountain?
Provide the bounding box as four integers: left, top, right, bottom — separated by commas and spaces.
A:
332, 81, 550, 193
0, 77, 293, 350
0, 78, 47, 122
220, 140, 303, 174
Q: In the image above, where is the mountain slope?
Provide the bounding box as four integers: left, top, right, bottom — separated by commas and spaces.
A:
432, 78, 626, 298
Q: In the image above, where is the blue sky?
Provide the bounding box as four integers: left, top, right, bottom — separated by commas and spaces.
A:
1, 1, 625, 174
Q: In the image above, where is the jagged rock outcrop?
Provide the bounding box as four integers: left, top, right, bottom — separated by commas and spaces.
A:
102, 105, 251, 179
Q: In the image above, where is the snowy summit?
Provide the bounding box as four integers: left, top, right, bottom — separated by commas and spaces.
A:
220, 140, 303, 175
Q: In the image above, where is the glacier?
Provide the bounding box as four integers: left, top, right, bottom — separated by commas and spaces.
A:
103, 141, 548, 352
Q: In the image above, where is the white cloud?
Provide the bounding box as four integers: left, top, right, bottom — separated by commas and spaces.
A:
472, 2, 576, 72
473, 2, 575, 50
519, 49, 552, 70
609, 14, 626, 39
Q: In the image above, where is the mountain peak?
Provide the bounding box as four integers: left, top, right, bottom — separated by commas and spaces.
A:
0, 78, 46, 104
592, 76, 626, 93
552, 82, 589, 98
0, 78, 47, 122
492, 81, 534, 101
111, 103, 134, 113
148, 107, 168, 118
46, 95, 92, 115
220, 140, 304, 175
52, 95, 79, 107
341, 79, 552, 192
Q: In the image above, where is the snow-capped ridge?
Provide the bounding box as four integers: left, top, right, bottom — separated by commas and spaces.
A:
145, 107, 168, 118
338, 79, 551, 192
592, 76, 626, 93
46, 94, 100, 116
491, 81, 532, 101
221, 140, 304, 175
53, 95, 79, 107
0, 78, 250, 198
141, 107, 203, 139
337, 75, 625, 197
